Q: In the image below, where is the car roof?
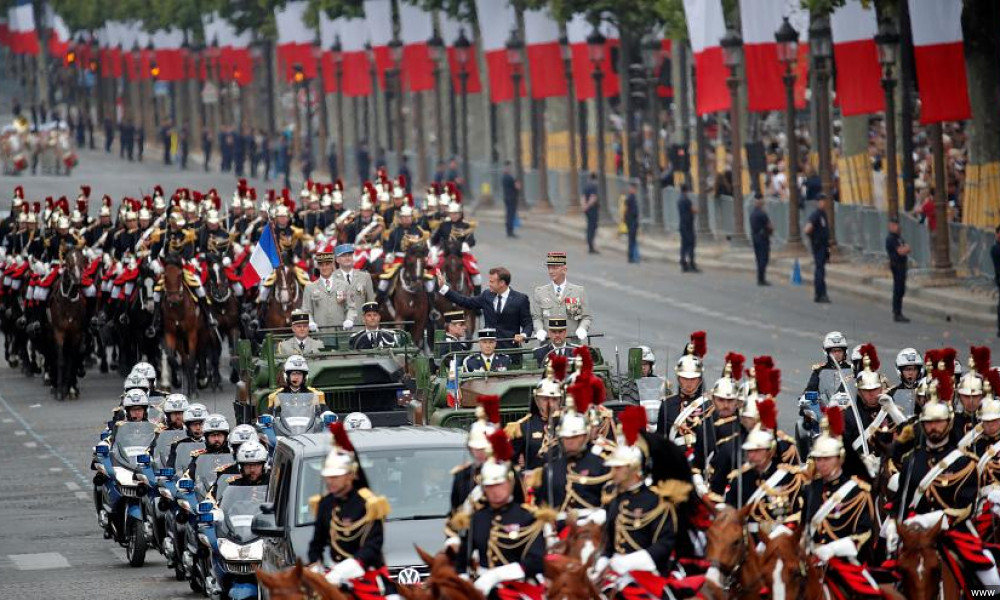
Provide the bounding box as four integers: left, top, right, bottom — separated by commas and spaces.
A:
277, 426, 467, 458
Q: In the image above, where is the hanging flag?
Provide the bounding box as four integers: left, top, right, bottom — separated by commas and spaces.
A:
739, 0, 808, 112
152, 29, 185, 81
439, 14, 482, 94
242, 224, 281, 287
341, 17, 372, 97
475, 0, 522, 104
364, 0, 393, 89
908, 0, 970, 124
523, 7, 567, 99
44, 7, 69, 59
8, 0, 39, 56
565, 15, 619, 102
275, 1, 317, 83
657, 39, 673, 99
830, 1, 883, 117
0, 16, 9, 49
318, 12, 339, 94
683, 0, 729, 115
398, 2, 434, 92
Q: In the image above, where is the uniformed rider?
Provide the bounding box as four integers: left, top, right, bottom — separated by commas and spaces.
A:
266, 355, 326, 412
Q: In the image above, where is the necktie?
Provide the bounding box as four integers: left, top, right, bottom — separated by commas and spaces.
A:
346, 272, 352, 285
485, 357, 491, 371
496, 295, 504, 314
556, 285, 562, 298
299, 341, 305, 351
369, 332, 375, 345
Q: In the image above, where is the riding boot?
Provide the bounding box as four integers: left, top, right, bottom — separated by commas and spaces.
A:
199, 298, 217, 327
146, 305, 161, 339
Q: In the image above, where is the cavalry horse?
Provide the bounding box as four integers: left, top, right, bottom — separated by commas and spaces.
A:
700, 504, 770, 600
383, 240, 430, 350
257, 558, 397, 600
433, 238, 476, 334
895, 517, 964, 600
262, 256, 304, 330
1, 258, 30, 369
205, 252, 240, 385
114, 259, 159, 378
48, 247, 88, 400
398, 546, 484, 600
546, 517, 604, 600
159, 256, 201, 398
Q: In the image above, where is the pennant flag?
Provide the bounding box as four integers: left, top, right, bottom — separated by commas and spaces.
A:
44, 7, 70, 58
523, 7, 567, 99
440, 14, 482, 94
830, 1, 883, 117
683, 0, 730, 115
152, 28, 185, 81
565, 15, 619, 102
739, 0, 809, 112
341, 17, 372, 97
8, 0, 39, 56
475, 0, 522, 103
275, 1, 317, 83
399, 2, 434, 92
364, 0, 393, 89
908, 0, 970, 124
242, 224, 281, 287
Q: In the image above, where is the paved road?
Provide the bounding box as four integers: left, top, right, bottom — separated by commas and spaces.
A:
0, 143, 992, 597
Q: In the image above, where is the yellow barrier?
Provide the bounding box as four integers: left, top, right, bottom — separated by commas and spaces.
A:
963, 161, 1000, 228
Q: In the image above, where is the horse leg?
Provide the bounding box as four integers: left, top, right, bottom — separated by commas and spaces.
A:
228, 329, 239, 385
55, 342, 66, 401
186, 330, 199, 398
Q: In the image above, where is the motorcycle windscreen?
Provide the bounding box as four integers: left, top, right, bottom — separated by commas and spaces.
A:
193, 454, 235, 498
275, 392, 320, 435
218, 485, 269, 544
152, 430, 188, 470
892, 387, 916, 418
170, 440, 205, 473
113, 421, 157, 468
817, 368, 857, 406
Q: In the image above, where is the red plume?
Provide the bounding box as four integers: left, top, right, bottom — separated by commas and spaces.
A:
725, 352, 745, 380
757, 397, 778, 431
858, 343, 880, 371
753, 355, 774, 370
768, 369, 781, 398
568, 379, 592, 414
755, 364, 773, 396
574, 346, 594, 375
988, 369, 1000, 395
620, 405, 647, 446
328, 422, 355, 453
550, 355, 568, 382
80, 185, 91, 198
477, 395, 501, 425
934, 369, 954, 402
971, 346, 992, 377
690, 331, 707, 358
487, 429, 514, 462
940, 348, 957, 373
590, 376, 606, 406
827, 405, 844, 437
924, 348, 940, 367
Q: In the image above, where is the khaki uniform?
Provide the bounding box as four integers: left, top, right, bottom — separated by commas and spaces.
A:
530, 282, 592, 336
276, 336, 325, 356
334, 268, 375, 321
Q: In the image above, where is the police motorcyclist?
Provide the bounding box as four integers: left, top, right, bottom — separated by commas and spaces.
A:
210, 441, 271, 500
148, 393, 190, 457
166, 403, 209, 470
130, 361, 167, 403
183, 413, 231, 482
214, 424, 266, 479
888, 347, 923, 416
265, 354, 326, 412
803, 331, 851, 395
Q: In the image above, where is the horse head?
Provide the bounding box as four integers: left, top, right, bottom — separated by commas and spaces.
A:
60, 247, 85, 288
896, 517, 945, 600
759, 527, 805, 600
705, 503, 759, 592
161, 256, 187, 307
256, 560, 306, 599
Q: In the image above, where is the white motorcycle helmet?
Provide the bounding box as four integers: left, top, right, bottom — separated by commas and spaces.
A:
284, 354, 309, 378
203, 414, 231, 435
162, 393, 190, 414
236, 441, 268, 464
343, 412, 372, 430
123, 373, 149, 392
131, 361, 157, 387
229, 424, 259, 447
639, 345, 655, 364
823, 331, 848, 351
122, 389, 150, 408
182, 403, 209, 424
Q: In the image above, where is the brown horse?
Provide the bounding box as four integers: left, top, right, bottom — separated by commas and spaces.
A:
160, 257, 200, 398
255, 560, 350, 600
205, 253, 240, 385
757, 529, 805, 600
699, 504, 768, 600
433, 239, 476, 333
895, 517, 961, 600
383, 242, 430, 349
397, 546, 484, 600
264, 262, 303, 330
48, 247, 88, 400
546, 517, 604, 600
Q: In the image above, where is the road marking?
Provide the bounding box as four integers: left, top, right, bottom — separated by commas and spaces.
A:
2, 417, 12, 423
74, 491, 89, 501
0, 392, 89, 485
8, 552, 71, 570
48, 467, 63, 473
14, 430, 25, 436
65, 481, 80, 491
23, 441, 37, 448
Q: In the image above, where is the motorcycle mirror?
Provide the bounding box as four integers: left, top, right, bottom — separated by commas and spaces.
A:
137, 454, 151, 465
95, 445, 109, 457
197, 501, 214, 514
156, 467, 175, 478
178, 478, 195, 491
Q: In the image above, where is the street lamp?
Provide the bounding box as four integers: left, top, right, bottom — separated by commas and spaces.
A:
294, 62, 314, 171
641, 34, 664, 227
810, 16, 836, 248
366, 42, 379, 153
388, 36, 404, 166
587, 24, 610, 221
775, 17, 804, 249
455, 28, 472, 198
559, 33, 580, 213
720, 27, 747, 244
428, 30, 445, 165
875, 18, 900, 220
331, 35, 345, 184
506, 28, 525, 209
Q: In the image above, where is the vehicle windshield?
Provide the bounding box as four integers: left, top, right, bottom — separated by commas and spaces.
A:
636, 377, 665, 402
219, 485, 268, 542
113, 422, 157, 467
296, 446, 464, 526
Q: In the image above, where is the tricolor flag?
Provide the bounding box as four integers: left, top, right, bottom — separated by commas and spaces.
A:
683, 0, 729, 115
241, 224, 281, 287
364, 0, 393, 89
205, 13, 254, 87
275, 1, 317, 83
8, 0, 39, 56
523, 7, 567, 99
318, 12, 339, 94
152, 28, 185, 81
474, 0, 522, 104
908, 0, 970, 124
739, 0, 808, 112
44, 6, 70, 59
565, 15, 619, 102
831, 1, 883, 116
398, 2, 434, 92
340, 16, 372, 97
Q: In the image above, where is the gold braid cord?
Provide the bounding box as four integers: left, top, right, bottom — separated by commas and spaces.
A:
813, 481, 876, 549
559, 467, 613, 512
927, 457, 977, 521
485, 514, 545, 568
612, 496, 678, 554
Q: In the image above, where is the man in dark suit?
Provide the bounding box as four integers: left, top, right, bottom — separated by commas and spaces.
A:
349, 302, 397, 350
435, 266, 532, 352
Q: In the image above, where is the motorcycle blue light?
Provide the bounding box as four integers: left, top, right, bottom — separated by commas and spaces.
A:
178, 479, 194, 491
156, 467, 175, 478
99, 431, 111, 441
137, 454, 151, 465
198, 512, 214, 523
323, 413, 338, 425
198, 501, 214, 513
95, 445, 109, 456
257, 414, 274, 426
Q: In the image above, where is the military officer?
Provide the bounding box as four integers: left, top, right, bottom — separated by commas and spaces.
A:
656, 331, 706, 436
436, 310, 471, 373
212, 441, 270, 498
334, 243, 375, 327
889, 347, 923, 416
151, 212, 196, 261
349, 302, 396, 350
452, 430, 547, 596
276, 309, 325, 355
378, 204, 432, 300
300, 247, 352, 329
0, 189, 24, 248
272, 202, 304, 257
462, 328, 511, 373
43, 215, 84, 261
532, 317, 578, 365
696, 365, 744, 499
196, 210, 231, 256
803, 331, 852, 398
84, 197, 115, 252
955, 350, 988, 438
165, 404, 209, 471
308, 423, 391, 585
265, 355, 326, 412
450, 396, 501, 515
974, 376, 1000, 458
531, 252, 592, 344
181, 414, 232, 482
506, 372, 562, 473
843, 352, 906, 470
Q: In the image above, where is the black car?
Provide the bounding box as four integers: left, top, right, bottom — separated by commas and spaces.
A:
252, 427, 466, 590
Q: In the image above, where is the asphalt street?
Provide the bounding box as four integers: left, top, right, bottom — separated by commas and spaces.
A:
0, 143, 993, 598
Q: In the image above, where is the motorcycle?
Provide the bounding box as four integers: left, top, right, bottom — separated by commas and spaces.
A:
135, 429, 187, 563
271, 391, 326, 437
93, 421, 157, 567
177, 451, 236, 593
197, 484, 269, 600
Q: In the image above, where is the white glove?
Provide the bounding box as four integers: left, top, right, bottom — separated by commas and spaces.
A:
385, 252, 395, 262
325, 558, 365, 585
473, 563, 525, 595
812, 538, 857, 563
692, 473, 709, 498
309, 321, 319, 333
590, 556, 610, 580
342, 319, 353, 329
232, 243, 244, 256
443, 536, 461, 552
581, 508, 606, 527
461, 242, 471, 254
610, 550, 656, 574
534, 329, 547, 342
887, 472, 900, 494
222, 257, 232, 267
575, 327, 588, 342
905, 510, 949, 531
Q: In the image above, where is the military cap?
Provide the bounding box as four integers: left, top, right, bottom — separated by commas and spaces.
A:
546, 251, 567, 266
315, 248, 335, 263
362, 301, 380, 314
290, 309, 310, 325
335, 243, 354, 256
477, 328, 497, 340
547, 317, 567, 330
444, 310, 466, 324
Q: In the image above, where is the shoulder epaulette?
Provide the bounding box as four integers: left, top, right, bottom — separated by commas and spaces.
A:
450, 462, 471, 476
226, 475, 240, 483
216, 464, 231, 473
447, 510, 470, 532
650, 479, 693, 504
191, 448, 206, 457
308, 493, 322, 516
504, 418, 527, 440
851, 476, 872, 492
524, 468, 543, 489
357, 487, 391, 521
523, 503, 557, 524
896, 424, 915, 445
728, 463, 753, 481
813, 363, 825, 371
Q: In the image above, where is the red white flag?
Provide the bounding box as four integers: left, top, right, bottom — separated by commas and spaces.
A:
475, 0, 522, 104
440, 14, 482, 94
152, 29, 185, 82
206, 13, 254, 87
683, 0, 729, 115
8, 1, 39, 56
340, 17, 372, 97
44, 7, 69, 59
739, 0, 808, 112
398, 2, 434, 93
275, 1, 317, 83
908, 0, 970, 124
523, 7, 567, 99
364, 0, 393, 90
830, 1, 883, 117
565, 15, 619, 102
318, 12, 339, 94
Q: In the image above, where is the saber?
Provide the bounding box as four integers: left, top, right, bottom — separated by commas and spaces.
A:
836, 366, 870, 458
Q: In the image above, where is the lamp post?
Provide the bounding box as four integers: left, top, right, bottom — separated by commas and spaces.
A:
366, 42, 380, 152
559, 34, 580, 213
641, 34, 664, 227
875, 18, 900, 220
150, 59, 161, 128
810, 16, 836, 248
775, 17, 804, 250
587, 25, 611, 221
331, 36, 346, 184
721, 27, 747, 244
506, 29, 526, 209
455, 29, 472, 199
428, 31, 445, 165
294, 62, 313, 172
313, 38, 329, 174
389, 36, 405, 168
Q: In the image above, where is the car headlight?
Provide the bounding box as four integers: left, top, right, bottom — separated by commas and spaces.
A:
218, 538, 263, 561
